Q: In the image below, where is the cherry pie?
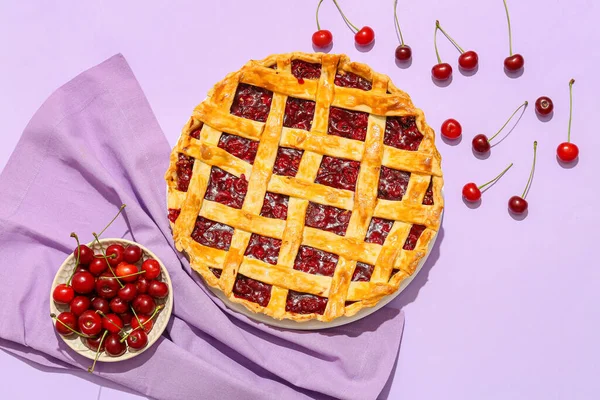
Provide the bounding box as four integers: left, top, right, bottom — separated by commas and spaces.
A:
166, 52, 443, 322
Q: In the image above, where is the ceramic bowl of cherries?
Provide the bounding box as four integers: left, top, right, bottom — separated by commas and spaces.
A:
50, 235, 173, 371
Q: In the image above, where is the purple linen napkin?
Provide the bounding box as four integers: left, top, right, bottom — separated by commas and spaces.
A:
0, 54, 404, 400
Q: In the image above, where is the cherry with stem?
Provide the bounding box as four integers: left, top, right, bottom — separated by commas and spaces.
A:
394, 0, 411, 62
432, 21, 452, 81
121, 304, 164, 343
503, 0, 524, 72
312, 0, 333, 48
88, 330, 108, 373
436, 20, 478, 71
462, 163, 513, 202
557, 79, 579, 163
509, 141, 537, 214
332, 0, 375, 46
50, 313, 93, 338
472, 101, 528, 154
93, 232, 124, 288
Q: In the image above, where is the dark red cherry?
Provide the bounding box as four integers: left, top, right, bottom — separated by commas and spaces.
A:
69, 296, 91, 316
105, 244, 124, 267
148, 280, 169, 299
89, 256, 109, 276
123, 245, 142, 263
54, 312, 77, 336
432, 63, 452, 81
91, 297, 110, 314
96, 272, 120, 299
126, 329, 149, 350
462, 183, 481, 202
71, 271, 95, 294
109, 296, 128, 314
395, 45, 412, 61
458, 51, 478, 71
472, 134, 491, 153
104, 333, 126, 357
535, 96, 553, 116
117, 283, 137, 302
504, 54, 524, 71
73, 245, 94, 265
508, 196, 528, 214
132, 295, 155, 315
78, 310, 102, 336
52, 284, 75, 305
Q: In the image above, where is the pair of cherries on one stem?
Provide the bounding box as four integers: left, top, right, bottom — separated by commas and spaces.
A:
432, 20, 478, 81
463, 141, 537, 214
312, 0, 374, 48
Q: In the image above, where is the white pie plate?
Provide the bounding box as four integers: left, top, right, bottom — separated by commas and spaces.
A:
50, 238, 173, 362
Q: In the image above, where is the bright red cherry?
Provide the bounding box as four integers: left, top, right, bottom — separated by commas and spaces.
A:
557, 79, 579, 163
393, 0, 411, 62
148, 281, 169, 299
78, 310, 102, 336
436, 21, 478, 71
71, 271, 95, 294
312, 1, 333, 48
462, 163, 513, 203
118, 283, 138, 302
472, 101, 528, 154
127, 329, 149, 350
332, 0, 374, 47
441, 119, 462, 140
432, 63, 452, 81
535, 96, 554, 116
123, 245, 142, 263
133, 294, 156, 315
115, 262, 140, 283
101, 313, 124, 334
52, 283, 75, 304
52, 312, 78, 336
89, 256, 109, 276
141, 259, 161, 280
109, 296, 128, 314
69, 296, 91, 316
105, 244, 124, 267
509, 141, 537, 215
502, 0, 524, 72
131, 314, 154, 333
104, 332, 126, 357
73, 244, 94, 265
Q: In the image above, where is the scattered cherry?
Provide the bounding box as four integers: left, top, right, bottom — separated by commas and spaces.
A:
312, 0, 333, 48
436, 20, 478, 71
78, 310, 103, 336
441, 118, 462, 140
126, 329, 149, 350
502, 0, 524, 72
508, 141, 537, 215
132, 294, 156, 315
557, 79, 579, 163
52, 283, 75, 305
148, 281, 169, 299
462, 163, 513, 203
141, 259, 161, 280
53, 312, 77, 336
91, 297, 110, 314
432, 21, 452, 81
535, 96, 553, 116
472, 101, 528, 154
118, 283, 138, 302
393, 0, 411, 62
70, 295, 91, 316
109, 296, 128, 314
104, 332, 126, 357
123, 245, 142, 264
71, 271, 95, 294
332, 0, 374, 47
115, 262, 140, 283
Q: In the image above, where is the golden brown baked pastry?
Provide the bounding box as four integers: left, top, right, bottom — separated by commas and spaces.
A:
166, 52, 443, 322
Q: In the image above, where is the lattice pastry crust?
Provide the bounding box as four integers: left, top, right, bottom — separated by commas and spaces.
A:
166, 52, 443, 322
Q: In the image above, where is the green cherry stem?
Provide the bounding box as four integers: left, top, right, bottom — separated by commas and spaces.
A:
316, 0, 324, 30
50, 313, 94, 338
522, 141, 538, 198
67, 232, 82, 285
95, 310, 126, 335
393, 0, 405, 45
503, 0, 514, 56
436, 20, 465, 53
479, 163, 513, 190
120, 305, 165, 343
88, 330, 108, 373
99, 271, 145, 280
332, 0, 359, 32
488, 101, 528, 142
92, 232, 124, 288
567, 79, 575, 142
97, 204, 126, 238
433, 22, 442, 64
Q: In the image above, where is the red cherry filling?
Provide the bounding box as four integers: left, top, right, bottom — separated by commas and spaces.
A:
352, 262, 374, 282
209, 268, 222, 278
204, 167, 248, 209
305, 202, 351, 236
384, 116, 424, 151
291, 60, 322, 80
328, 107, 369, 141
176, 154, 194, 192
189, 124, 203, 139
168, 208, 181, 223
244, 234, 281, 265
293, 246, 339, 277
364, 217, 394, 245
334, 71, 372, 91
259, 192, 289, 220
217, 133, 259, 164
286, 291, 328, 315
314, 156, 360, 191
378, 166, 410, 201
283, 97, 316, 131
233, 274, 272, 307
273, 147, 304, 177
230, 83, 273, 122
422, 179, 434, 205
403, 225, 425, 250
191, 216, 234, 251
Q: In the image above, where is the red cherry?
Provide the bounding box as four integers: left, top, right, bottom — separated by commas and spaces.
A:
101, 313, 123, 334
73, 244, 94, 265
441, 119, 462, 140
104, 333, 126, 357
312, 30, 333, 48
508, 196, 528, 214
123, 245, 142, 264
89, 256, 109, 276
85, 335, 106, 352
109, 296, 128, 314
535, 96, 553, 116
71, 271, 95, 294
115, 262, 139, 283
105, 244, 124, 267
462, 183, 481, 202
120, 311, 134, 326
52, 283, 75, 305
504, 54, 524, 72
78, 310, 102, 336
136, 276, 150, 294
557, 142, 579, 162
54, 312, 77, 336
148, 281, 169, 299
95, 271, 120, 299
127, 329, 149, 350
132, 294, 156, 315
141, 259, 161, 280
355, 26, 375, 46
458, 51, 478, 70
395, 45, 412, 62
472, 134, 491, 153
91, 297, 110, 314
118, 283, 138, 302
131, 315, 153, 333
432, 63, 452, 81
69, 296, 91, 316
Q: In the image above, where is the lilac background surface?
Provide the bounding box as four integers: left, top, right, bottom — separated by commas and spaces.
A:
1, 0, 599, 399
